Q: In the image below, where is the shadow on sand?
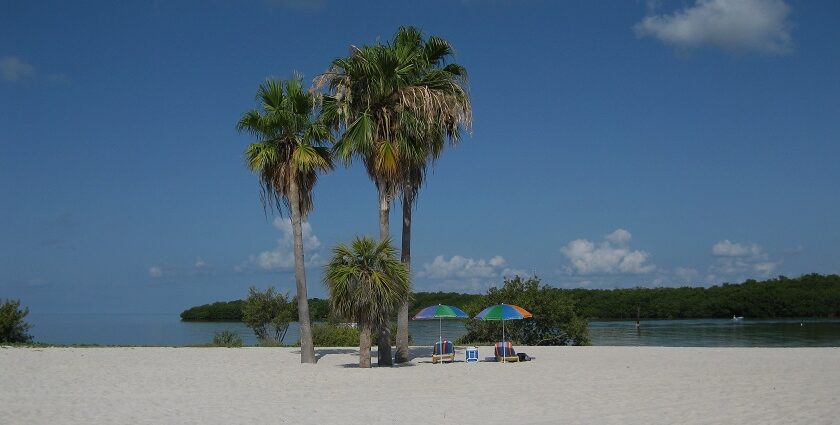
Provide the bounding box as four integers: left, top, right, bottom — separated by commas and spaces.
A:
293, 346, 473, 367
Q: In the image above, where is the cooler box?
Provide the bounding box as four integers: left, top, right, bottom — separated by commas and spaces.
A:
465, 346, 479, 363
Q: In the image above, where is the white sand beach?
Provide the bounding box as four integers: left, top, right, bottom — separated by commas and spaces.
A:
1, 346, 838, 424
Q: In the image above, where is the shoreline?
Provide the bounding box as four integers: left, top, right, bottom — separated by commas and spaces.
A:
2, 346, 838, 424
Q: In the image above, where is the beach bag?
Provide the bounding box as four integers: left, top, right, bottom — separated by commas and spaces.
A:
517, 353, 532, 361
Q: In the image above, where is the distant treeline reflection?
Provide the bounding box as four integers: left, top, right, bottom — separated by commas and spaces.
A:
180, 273, 840, 321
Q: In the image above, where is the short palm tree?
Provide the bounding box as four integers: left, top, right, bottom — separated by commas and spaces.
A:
324, 237, 409, 368
316, 26, 471, 365
237, 76, 333, 364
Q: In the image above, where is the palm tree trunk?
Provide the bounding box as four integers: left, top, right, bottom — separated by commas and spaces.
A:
394, 191, 412, 363
289, 178, 315, 364
379, 184, 390, 240
376, 184, 393, 366
359, 320, 372, 368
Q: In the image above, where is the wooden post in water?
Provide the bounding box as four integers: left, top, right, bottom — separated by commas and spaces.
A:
636, 305, 642, 334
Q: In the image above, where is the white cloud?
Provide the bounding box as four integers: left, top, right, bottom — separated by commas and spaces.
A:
1, 56, 35, 82
712, 240, 762, 257
561, 229, 656, 275
27, 277, 49, 288
420, 255, 507, 280
418, 254, 530, 292
605, 229, 632, 244
148, 266, 163, 278
634, 0, 793, 54
754, 261, 777, 274
195, 258, 207, 269
710, 239, 778, 278
242, 218, 323, 271
675, 267, 700, 282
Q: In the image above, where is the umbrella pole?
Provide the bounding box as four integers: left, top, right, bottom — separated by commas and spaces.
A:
502, 318, 505, 364
439, 317, 442, 366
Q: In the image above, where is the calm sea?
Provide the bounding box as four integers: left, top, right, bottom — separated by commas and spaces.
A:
24, 314, 840, 347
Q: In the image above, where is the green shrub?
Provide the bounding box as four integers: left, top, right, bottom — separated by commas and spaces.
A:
212, 329, 243, 347
458, 276, 591, 346
256, 338, 284, 347
312, 323, 360, 347
1, 299, 33, 344
243, 286, 293, 344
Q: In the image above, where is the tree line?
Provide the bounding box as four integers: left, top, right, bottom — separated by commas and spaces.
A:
180, 292, 477, 322
568, 273, 840, 319
181, 273, 840, 323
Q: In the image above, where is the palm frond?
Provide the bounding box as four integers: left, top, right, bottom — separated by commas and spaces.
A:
324, 237, 409, 324
238, 75, 332, 218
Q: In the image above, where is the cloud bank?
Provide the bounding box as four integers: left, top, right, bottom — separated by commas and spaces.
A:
634, 0, 793, 54
561, 229, 656, 275
418, 254, 529, 291
709, 239, 778, 279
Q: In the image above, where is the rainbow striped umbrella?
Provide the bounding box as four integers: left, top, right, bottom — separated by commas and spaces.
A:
475, 304, 533, 362
474, 303, 532, 321
413, 304, 469, 320
413, 304, 469, 363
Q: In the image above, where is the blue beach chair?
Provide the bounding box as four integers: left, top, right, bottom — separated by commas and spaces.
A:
432, 340, 455, 364
494, 341, 519, 363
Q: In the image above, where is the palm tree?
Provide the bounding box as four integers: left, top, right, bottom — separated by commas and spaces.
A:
316, 26, 471, 365
390, 29, 472, 364
323, 237, 409, 368
237, 76, 333, 364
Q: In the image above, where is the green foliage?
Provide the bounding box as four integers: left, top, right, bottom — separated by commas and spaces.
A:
182, 293, 480, 322
0, 299, 33, 344
323, 237, 410, 325
324, 237, 410, 367
458, 277, 591, 346
566, 273, 840, 319
312, 323, 361, 347
180, 273, 840, 329
256, 338, 284, 347
242, 286, 293, 344
212, 329, 243, 347
305, 298, 332, 322
310, 322, 407, 347
180, 300, 244, 321
238, 76, 333, 217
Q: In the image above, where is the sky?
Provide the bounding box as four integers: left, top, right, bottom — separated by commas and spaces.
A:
2, 0, 839, 314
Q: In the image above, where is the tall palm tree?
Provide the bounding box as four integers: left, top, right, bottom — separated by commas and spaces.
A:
324, 237, 409, 368
391, 29, 472, 364
237, 76, 333, 364
316, 26, 471, 365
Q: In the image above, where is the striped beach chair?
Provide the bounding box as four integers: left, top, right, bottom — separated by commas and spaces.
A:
432, 340, 455, 364
494, 341, 519, 363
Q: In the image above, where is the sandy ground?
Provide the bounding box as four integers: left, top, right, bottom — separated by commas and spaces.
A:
1, 345, 838, 424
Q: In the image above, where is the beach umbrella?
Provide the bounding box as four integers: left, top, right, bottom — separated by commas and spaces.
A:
412, 304, 469, 362
474, 303, 533, 363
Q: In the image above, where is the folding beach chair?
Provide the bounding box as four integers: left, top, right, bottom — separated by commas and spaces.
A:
432, 340, 455, 364
494, 341, 519, 363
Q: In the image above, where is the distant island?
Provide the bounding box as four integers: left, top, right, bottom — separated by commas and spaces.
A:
181, 273, 840, 321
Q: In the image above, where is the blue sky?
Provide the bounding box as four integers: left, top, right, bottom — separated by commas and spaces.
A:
2, 0, 839, 314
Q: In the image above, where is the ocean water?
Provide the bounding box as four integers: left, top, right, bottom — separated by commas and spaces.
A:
23, 314, 840, 347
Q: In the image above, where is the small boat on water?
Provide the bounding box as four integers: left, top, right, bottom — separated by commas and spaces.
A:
732, 315, 744, 320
